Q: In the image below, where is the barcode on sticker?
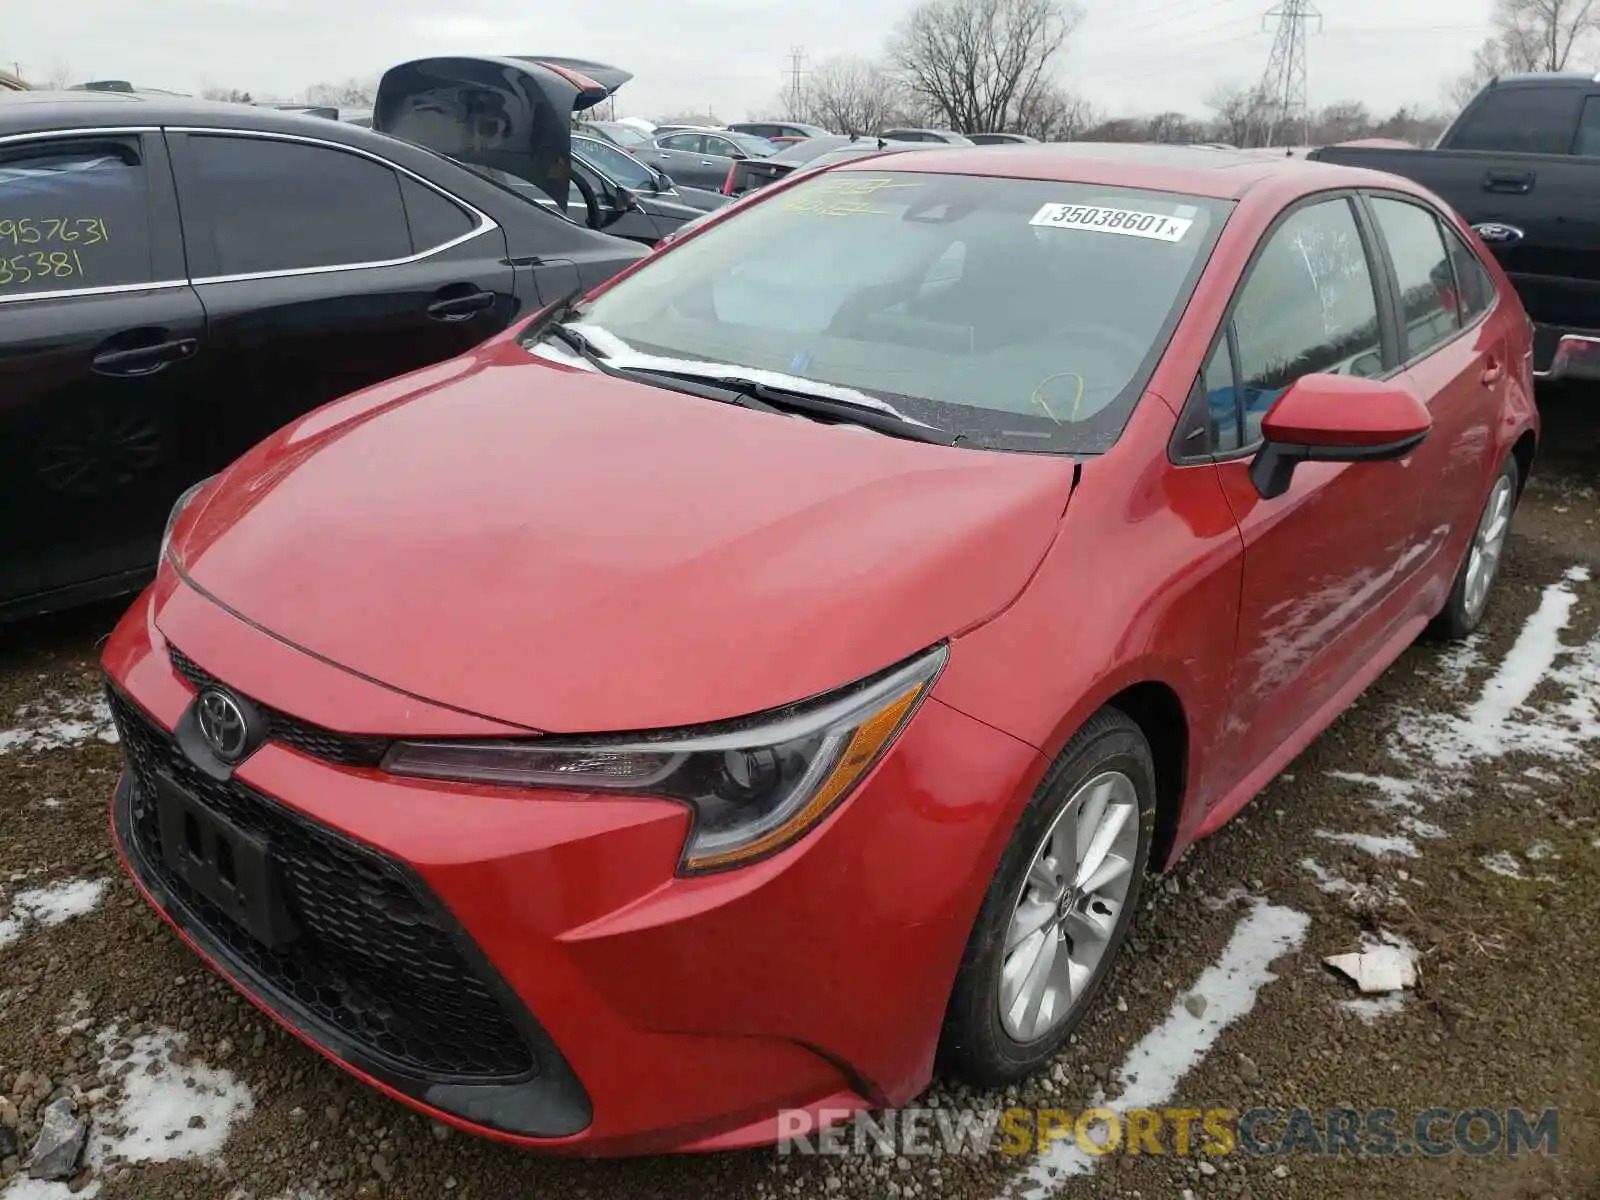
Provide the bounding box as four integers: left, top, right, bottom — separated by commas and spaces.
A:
1030, 203, 1194, 242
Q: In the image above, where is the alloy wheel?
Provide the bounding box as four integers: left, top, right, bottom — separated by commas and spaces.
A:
998, 770, 1140, 1042
1463, 473, 1515, 623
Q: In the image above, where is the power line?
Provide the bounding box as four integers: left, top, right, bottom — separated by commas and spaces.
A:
1257, 0, 1322, 146
784, 46, 808, 119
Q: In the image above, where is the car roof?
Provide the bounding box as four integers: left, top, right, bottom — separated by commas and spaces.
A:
836, 141, 1376, 200
0, 90, 411, 146
1488, 71, 1597, 88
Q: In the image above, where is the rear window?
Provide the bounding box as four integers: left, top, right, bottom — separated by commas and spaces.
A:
1451, 86, 1584, 154
728, 133, 780, 157
570, 170, 1231, 452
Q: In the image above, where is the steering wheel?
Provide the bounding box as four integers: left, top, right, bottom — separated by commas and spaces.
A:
570, 169, 602, 230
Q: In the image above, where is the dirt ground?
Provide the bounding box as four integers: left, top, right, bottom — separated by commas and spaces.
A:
1, 393, 1596, 1200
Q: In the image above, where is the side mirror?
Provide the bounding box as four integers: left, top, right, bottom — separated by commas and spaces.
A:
1249, 374, 1431, 500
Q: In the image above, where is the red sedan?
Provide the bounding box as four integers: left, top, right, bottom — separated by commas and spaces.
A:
102, 144, 1537, 1155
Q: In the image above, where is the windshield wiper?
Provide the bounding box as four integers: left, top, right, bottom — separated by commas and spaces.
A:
641, 372, 960, 446
525, 299, 786, 411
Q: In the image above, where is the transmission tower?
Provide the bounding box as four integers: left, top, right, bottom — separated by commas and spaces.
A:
1256, 0, 1321, 148
784, 46, 808, 120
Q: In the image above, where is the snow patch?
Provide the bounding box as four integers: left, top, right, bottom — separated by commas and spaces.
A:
1400, 569, 1600, 767
0, 879, 108, 948
1434, 635, 1484, 690
90, 1026, 255, 1165
1315, 830, 1418, 859
1523, 767, 1561, 784
0, 1180, 102, 1200
1480, 852, 1524, 879
0, 692, 118, 755
1019, 902, 1309, 1194
1329, 772, 1425, 813
1300, 858, 1356, 895
1526, 842, 1557, 861
1340, 993, 1406, 1024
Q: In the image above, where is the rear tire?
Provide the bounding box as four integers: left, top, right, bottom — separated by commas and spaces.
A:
938, 709, 1155, 1088
1430, 455, 1519, 642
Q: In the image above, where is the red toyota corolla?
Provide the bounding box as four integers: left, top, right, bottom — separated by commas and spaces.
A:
103, 144, 1537, 1156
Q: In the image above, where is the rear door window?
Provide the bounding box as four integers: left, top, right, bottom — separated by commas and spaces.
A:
1369, 197, 1463, 361
1442, 225, 1497, 321
397, 175, 477, 252
184, 134, 413, 275
0, 136, 155, 296
1450, 86, 1584, 154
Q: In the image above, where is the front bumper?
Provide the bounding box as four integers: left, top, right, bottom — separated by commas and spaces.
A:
103, 579, 1044, 1155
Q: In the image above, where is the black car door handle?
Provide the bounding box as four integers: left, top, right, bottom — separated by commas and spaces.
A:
91, 337, 198, 376
1484, 170, 1535, 194
426, 290, 497, 321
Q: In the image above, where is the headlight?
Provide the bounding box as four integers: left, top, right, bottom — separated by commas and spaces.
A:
159, 476, 214, 565
382, 645, 947, 874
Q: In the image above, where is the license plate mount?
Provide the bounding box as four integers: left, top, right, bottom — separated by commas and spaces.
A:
153, 773, 298, 949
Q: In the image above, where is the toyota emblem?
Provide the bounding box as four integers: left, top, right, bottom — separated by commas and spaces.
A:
196, 689, 251, 762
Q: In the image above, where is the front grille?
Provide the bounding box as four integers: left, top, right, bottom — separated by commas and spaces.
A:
167, 644, 390, 768
109, 686, 537, 1084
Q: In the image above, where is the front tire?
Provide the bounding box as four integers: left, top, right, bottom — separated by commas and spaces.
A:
939, 709, 1155, 1088
1431, 455, 1519, 641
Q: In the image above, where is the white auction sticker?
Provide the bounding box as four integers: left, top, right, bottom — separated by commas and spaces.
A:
1030, 203, 1194, 242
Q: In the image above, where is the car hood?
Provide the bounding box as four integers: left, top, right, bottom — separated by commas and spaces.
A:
171, 345, 1076, 734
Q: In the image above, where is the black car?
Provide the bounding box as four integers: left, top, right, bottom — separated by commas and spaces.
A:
0, 62, 646, 621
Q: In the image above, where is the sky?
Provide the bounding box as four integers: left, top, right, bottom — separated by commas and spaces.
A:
10, 0, 1498, 123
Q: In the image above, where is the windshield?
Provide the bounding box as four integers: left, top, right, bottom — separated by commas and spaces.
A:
589, 122, 650, 147
573, 135, 658, 191
726, 132, 780, 157
567, 170, 1231, 452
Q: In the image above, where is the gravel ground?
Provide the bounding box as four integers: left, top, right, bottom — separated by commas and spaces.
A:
1, 393, 1597, 1200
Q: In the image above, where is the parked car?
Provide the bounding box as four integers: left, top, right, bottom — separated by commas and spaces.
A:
718, 134, 952, 197
968, 132, 1039, 145
0, 66, 647, 620
579, 119, 655, 149
877, 126, 975, 145
726, 120, 830, 144
1311, 71, 1600, 379
104, 142, 1535, 1156
648, 128, 780, 190
574, 121, 727, 209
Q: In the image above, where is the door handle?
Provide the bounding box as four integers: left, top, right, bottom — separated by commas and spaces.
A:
1483, 170, 1535, 194
426, 290, 497, 321
91, 337, 198, 377
699, 159, 716, 165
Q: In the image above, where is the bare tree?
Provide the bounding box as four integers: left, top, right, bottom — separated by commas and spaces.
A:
1144, 111, 1202, 144
890, 0, 1081, 133
797, 56, 909, 135
43, 59, 73, 90
304, 76, 378, 107
1205, 82, 1271, 147
1495, 0, 1600, 71
201, 86, 255, 103
1311, 100, 1373, 144
1011, 87, 1096, 140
